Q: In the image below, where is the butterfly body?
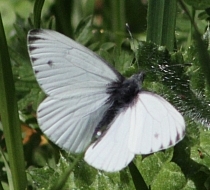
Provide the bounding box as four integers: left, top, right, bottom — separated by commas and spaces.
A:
93, 72, 144, 139
27, 29, 185, 172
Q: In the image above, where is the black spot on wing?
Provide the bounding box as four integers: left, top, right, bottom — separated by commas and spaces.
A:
176, 133, 181, 141
34, 70, 39, 74
29, 29, 41, 35
182, 129, 186, 137
175, 127, 185, 142
29, 46, 38, 51
31, 57, 38, 62
154, 133, 159, 139
160, 144, 164, 150
28, 35, 43, 42
169, 139, 173, 146
149, 148, 154, 153
47, 60, 53, 67
37, 108, 43, 113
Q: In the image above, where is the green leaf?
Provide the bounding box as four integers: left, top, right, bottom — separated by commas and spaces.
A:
152, 162, 186, 190
136, 149, 174, 185
147, 0, 176, 51
190, 129, 210, 169
0, 13, 27, 190
33, 0, 45, 28
184, 0, 210, 10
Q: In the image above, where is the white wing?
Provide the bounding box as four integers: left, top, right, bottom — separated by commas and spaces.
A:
128, 91, 185, 154
85, 106, 135, 172
38, 94, 109, 153
27, 29, 120, 98
27, 29, 121, 153
85, 91, 185, 172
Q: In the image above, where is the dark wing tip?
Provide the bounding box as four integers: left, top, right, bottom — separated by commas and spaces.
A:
29, 29, 42, 34
28, 29, 46, 43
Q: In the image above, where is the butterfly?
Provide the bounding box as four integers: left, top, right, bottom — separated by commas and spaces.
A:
27, 29, 185, 172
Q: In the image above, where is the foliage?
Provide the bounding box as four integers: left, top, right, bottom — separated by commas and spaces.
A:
0, 0, 210, 189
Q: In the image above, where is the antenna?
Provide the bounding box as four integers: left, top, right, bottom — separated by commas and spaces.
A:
126, 23, 140, 66
126, 23, 134, 40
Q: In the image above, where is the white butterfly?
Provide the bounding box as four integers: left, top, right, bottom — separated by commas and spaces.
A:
27, 29, 185, 172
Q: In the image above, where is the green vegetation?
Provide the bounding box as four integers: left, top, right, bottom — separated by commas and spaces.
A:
0, 0, 210, 189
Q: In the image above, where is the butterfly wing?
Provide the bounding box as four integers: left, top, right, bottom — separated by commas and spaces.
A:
128, 91, 185, 154
37, 95, 110, 153
85, 106, 135, 172
27, 29, 121, 153
28, 29, 121, 98
85, 91, 185, 172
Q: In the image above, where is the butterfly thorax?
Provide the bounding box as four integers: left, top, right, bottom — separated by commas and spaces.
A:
92, 72, 145, 140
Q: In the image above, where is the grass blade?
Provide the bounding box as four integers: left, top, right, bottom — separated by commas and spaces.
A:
0, 13, 27, 190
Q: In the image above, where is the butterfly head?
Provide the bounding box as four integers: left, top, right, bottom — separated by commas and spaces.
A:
129, 71, 145, 88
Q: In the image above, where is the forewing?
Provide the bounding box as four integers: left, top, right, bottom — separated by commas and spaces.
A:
129, 91, 185, 154
84, 107, 134, 172
27, 29, 121, 98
